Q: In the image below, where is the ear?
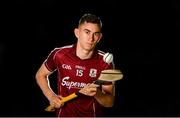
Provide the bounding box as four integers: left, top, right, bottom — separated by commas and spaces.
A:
74, 28, 79, 38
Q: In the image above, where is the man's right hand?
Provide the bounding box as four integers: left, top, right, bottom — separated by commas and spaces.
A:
49, 95, 64, 108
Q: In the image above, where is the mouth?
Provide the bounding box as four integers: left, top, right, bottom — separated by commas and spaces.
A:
86, 43, 93, 46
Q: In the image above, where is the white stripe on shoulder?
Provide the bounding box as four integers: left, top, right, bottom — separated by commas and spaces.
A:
98, 50, 106, 56
54, 44, 74, 50
52, 44, 74, 60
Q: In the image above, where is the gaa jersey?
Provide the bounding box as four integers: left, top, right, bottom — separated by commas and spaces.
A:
44, 44, 115, 117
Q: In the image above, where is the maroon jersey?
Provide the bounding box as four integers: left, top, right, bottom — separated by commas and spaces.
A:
44, 44, 114, 117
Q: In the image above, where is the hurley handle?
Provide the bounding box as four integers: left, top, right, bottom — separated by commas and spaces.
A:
45, 92, 79, 112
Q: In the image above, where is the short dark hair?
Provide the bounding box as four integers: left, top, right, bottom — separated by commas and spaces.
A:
78, 13, 102, 29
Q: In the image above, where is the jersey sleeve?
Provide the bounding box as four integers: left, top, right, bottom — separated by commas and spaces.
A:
44, 48, 59, 72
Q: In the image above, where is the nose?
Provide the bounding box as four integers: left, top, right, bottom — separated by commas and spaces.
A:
88, 33, 94, 42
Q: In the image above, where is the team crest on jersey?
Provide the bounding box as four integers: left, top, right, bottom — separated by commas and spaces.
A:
89, 69, 97, 78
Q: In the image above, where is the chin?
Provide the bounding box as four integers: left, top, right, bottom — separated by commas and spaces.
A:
83, 44, 96, 51
84, 47, 93, 51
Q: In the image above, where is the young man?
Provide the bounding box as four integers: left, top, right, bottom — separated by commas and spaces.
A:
35, 13, 115, 117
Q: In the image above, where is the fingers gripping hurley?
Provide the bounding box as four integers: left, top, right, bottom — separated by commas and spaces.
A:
45, 69, 123, 112
45, 93, 78, 112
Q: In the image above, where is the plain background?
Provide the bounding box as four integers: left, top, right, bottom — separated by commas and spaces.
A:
1, 0, 179, 116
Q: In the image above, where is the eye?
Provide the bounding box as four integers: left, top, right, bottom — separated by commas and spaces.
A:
84, 30, 90, 34
94, 32, 101, 37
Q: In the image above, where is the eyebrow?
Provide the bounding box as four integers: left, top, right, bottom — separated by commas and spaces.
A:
83, 29, 101, 34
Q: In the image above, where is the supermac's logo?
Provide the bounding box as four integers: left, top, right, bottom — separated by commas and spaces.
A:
61, 76, 87, 89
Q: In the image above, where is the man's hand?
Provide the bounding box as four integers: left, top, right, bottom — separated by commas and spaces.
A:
79, 83, 100, 96
49, 95, 64, 108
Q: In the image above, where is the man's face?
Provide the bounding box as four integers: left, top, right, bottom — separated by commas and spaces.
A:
75, 22, 102, 51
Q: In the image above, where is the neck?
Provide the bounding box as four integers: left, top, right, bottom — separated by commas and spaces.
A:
76, 46, 94, 60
